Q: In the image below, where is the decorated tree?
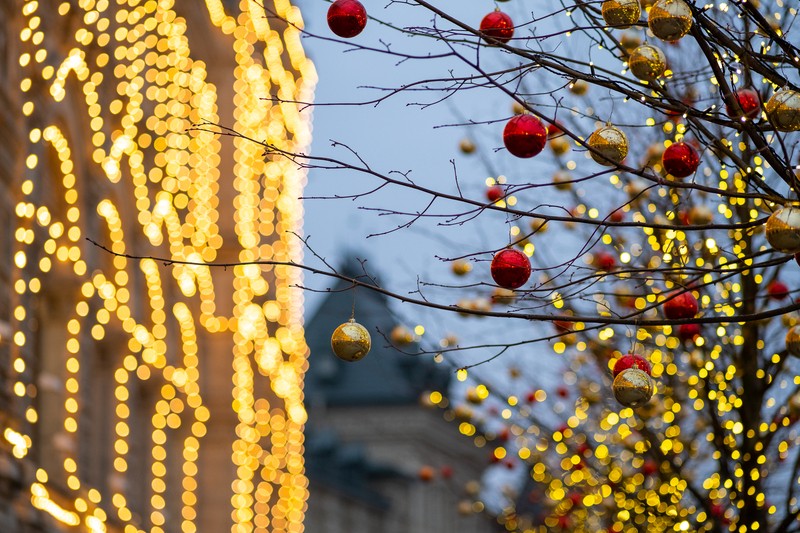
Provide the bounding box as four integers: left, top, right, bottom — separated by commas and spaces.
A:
181, 0, 800, 531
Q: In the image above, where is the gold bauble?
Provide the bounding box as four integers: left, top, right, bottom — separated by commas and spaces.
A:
530, 216, 548, 232
620, 31, 642, 52
766, 207, 800, 253
602, 0, 641, 29
588, 125, 628, 166
688, 205, 713, 225
390, 325, 414, 345
570, 79, 589, 95
787, 326, 800, 357
330, 319, 371, 362
765, 89, 800, 132
550, 137, 570, 155
612, 368, 654, 408
451, 259, 472, 276
459, 138, 476, 154
648, 0, 693, 41
629, 44, 667, 82
492, 287, 517, 305
553, 170, 573, 190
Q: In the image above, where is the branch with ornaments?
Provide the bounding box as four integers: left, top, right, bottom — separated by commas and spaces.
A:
183, 0, 800, 529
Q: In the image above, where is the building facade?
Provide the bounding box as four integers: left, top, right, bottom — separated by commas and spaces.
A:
303, 259, 499, 533
0, 1, 314, 532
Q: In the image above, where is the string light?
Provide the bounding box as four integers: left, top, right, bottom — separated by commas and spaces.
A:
12, 0, 314, 531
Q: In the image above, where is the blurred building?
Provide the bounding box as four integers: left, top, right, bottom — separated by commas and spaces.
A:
0, 1, 313, 532
303, 258, 497, 533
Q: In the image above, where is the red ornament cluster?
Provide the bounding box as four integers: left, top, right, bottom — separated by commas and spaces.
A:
503, 115, 547, 158
725, 88, 761, 119
327, 0, 368, 38
491, 249, 531, 289
663, 290, 698, 319
480, 10, 514, 44
662, 142, 700, 178
612, 354, 652, 377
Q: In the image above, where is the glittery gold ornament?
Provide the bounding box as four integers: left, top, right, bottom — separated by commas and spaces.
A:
765, 89, 800, 132
648, 0, 692, 41
612, 368, 654, 408
602, 0, 641, 29
587, 125, 628, 166
331, 319, 371, 362
787, 326, 800, 357
629, 44, 667, 82
766, 207, 800, 253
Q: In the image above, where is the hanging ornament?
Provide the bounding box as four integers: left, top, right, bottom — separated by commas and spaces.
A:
491, 248, 531, 289
569, 80, 589, 95
688, 205, 713, 225
662, 142, 700, 178
390, 325, 414, 345
766, 207, 800, 253
451, 260, 472, 276
587, 125, 628, 166
503, 115, 547, 158
767, 280, 790, 300
663, 290, 698, 319
629, 44, 667, 82
459, 138, 476, 154
480, 10, 515, 45
677, 323, 701, 343
765, 89, 800, 132
620, 32, 642, 52
612, 354, 652, 377
327, 0, 368, 38
725, 88, 761, 119
331, 319, 371, 362
593, 251, 616, 271
786, 326, 800, 357
602, 0, 641, 28
486, 185, 504, 203
612, 368, 654, 408
648, 0, 693, 42
553, 170, 573, 190
492, 287, 517, 305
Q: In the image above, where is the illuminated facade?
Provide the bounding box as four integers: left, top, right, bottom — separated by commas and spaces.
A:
1, 1, 314, 532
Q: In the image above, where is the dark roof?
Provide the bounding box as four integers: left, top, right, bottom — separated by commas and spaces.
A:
304, 255, 450, 407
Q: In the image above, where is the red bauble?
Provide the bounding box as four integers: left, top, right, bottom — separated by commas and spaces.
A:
556, 386, 569, 398
490, 249, 531, 289
677, 323, 701, 342
609, 209, 625, 222
662, 142, 700, 178
418, 465, 435, 482
440, 465, 453, 479
503, 115, 547, 158
526, 391, 537, 403
594, 251, 616, 271
612, 354, 652, 377
548, 122, 564, 138
663, 290, 698, 319
641, 460, 658, 476
486, 185, 504, 203
327, 0, 367, 38
726, 88, 761, 119
480, 10, 514, 44
767, 280, 789, 300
